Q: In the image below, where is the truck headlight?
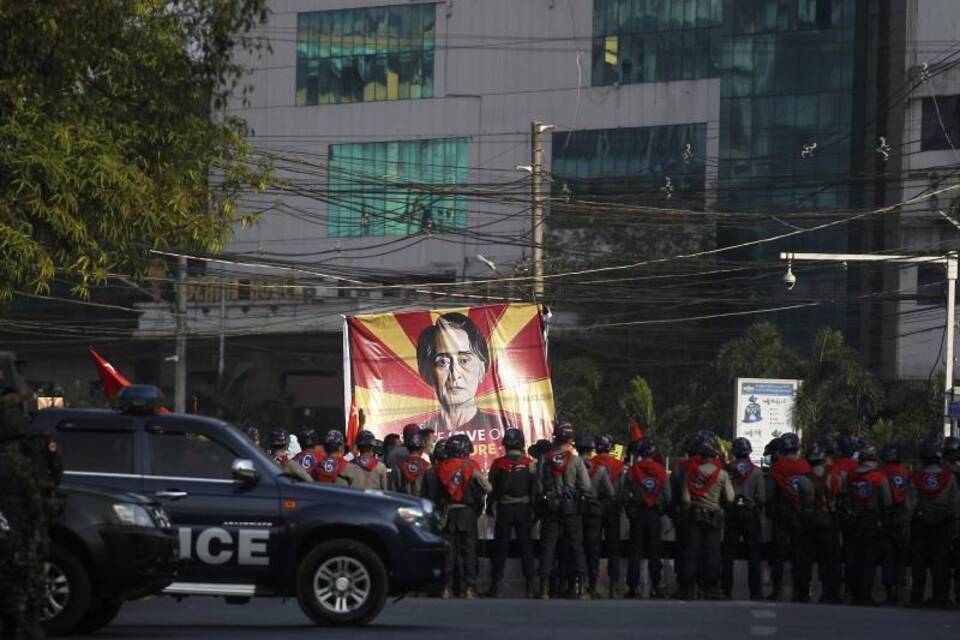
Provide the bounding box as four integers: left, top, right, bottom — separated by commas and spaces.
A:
112, 504, 156, 527
397, 506, 426, 526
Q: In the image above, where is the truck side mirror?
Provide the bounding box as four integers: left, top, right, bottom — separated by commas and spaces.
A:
232, 458, 258, 485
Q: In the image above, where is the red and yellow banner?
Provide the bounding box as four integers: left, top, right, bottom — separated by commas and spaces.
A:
345, 303, 555, 470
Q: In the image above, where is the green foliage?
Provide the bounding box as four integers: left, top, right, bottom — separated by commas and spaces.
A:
552, 357, 604, 433
620, 375, 655, 431
0, 1, 272, 298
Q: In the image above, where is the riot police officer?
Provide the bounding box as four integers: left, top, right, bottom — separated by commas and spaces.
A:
352, 430, 389, 490
805, 442, 843, 604
909, 436, 959, 607
846, 442, 893, 605
293, 427, 324, 478
944, 436, 960, 603
269, 428, 312, 482
880, 444, 910, 605
677, 433, 734, 600
314, 430, 365, 486
390, 433, 430, 495
722, 437, 765, 600
242, 426, 261, 448
594, 434, 625, 597
426, 433, 491, 599
621, 437, 669, 599
533, 423, 592, 600
486, 428, 536, 598
766, 432, 815, 602
576, 433, 615, 597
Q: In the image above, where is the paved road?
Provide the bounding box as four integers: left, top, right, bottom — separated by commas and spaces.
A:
68, 597, 959, 640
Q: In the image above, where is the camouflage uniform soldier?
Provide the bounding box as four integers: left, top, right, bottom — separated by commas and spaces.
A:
0, 372, 63, 639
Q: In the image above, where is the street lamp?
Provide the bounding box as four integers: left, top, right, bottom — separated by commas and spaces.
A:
780, 251, 960, 436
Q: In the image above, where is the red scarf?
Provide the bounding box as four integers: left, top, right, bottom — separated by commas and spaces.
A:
594, 453, 624, 483
273, 453, 290, 467
884, 464, 910, 505
398, 455, 429, 484
729, 459, 755, 487
548, 450, 573, 478
849, 468, 885, 506
436, 457, 475, 503
353, 452, 380, 473
912, 467, 953, 499
583, 457, 601, 480
832, 457, 858, 475
769, 458, 812, 509
314, 455, 348, 483
491, 454, 532, 473
628, 460, 667, 508
685, 457, 722, 499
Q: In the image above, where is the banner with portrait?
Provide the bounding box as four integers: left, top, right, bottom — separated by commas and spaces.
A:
343, 303, 555, 471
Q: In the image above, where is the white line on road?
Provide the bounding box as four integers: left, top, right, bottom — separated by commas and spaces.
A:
750, 625, 778, 636
751, 610, 777, 619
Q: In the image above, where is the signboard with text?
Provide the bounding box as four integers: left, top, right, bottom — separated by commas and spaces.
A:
734, 378, 800, 465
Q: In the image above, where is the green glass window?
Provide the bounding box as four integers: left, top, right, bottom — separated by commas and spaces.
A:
328, 138, 468, 238
297, 3, 435, 106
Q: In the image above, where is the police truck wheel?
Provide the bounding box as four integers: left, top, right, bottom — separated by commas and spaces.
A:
43, 545, 93, 636
75, 600, 122, 634
296, 539, 388, 626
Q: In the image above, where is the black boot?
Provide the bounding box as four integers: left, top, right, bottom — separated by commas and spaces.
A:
484, 581, 499, 598
575, 577, 591, 601
587, 578, 598, 598
649, 585, 664, 599
525, 578, 536, 599
539, 579, 551, 600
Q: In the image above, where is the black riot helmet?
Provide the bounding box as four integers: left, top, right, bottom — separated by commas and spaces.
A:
837, 434, 858, 458
943, 436, 960, 461
447, 434, 471, 459
532, 439, 552, 459
921, 437, 943, 463
779, 432, 800, 454
636, 437, 657, 459
575, 432, 596, 453
595, 434, 614, 454
432, 438, 449, 462
858, 441, 879, 462
806, 443, 827, 464
356, 430, 376, 451
299, 428, 317, 449
407, 433, 425, 453
732, 437, 752, 459
698, 433, 720, 458
243, 426, 261, 446
553, 422, 575, 444
881, 443, 901, 464
819, 433, 839, 457
502, 428, 525, 452
269, 428, 289, 450
323, 429, 345, 453
763, 438, 782, 466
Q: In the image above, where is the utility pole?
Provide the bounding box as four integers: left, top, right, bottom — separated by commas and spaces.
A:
530, 121, 554, 302
174, 255, 187, 413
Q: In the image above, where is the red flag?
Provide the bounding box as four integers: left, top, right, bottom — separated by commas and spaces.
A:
346, 397, 360, 449
629, 415, 644, 441
89, 347, 131, 399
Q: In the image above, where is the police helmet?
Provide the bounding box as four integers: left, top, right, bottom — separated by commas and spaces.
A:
779, 432, 800, 454
432, 438, 449, 462
837, 434, 858, 458
299, 428, 317, 449
858, 441, 879, 462
683, 432, 700, 457
575, 432, 595, 452
324, 429, 345, 452
532, 439, 552, 458
806, 443, 827, 464
595, 434, 613, 454
819, 433, 839, 457
447, 434, 471, 459
243, 426, 261, 445
407, 433, 425, 452
503, 427, 525, 451
402, 423, 420, 447
269, 428, 289, 449
943, 436, 960, 461
732, 437, 752, 458
356, 430, 376, 450
921, 437, 943, 463
763, 437, 782, 460
881, 443, 901, 464
636, 437, 657, 459
698, 434, 720, 458
553, 422, 575, 443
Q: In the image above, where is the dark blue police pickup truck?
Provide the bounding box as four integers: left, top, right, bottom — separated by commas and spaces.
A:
31, 386, 445, 627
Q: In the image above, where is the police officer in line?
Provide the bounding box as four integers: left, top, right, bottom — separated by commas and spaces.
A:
909, 436, 959, 607
944, 436, 960, 602
576, 433, 616, 598
668, 432, 700, 595
804, 442, 844, 604
880, 444, 910, 605
722, 437, 765, 601
846, 441, 893, 605
314, 430, 365, 486
833, 433, 861, 597
677, 433, 734, 600
242, 425, 261, 448
426, 434, 491, 599
352, 430, 389, 490
293, 428, 324, 478
621, 437, 669, 599
767, 432, 815, 602
593, 434, 625, 597
486, 427, 536, 599
390, 433, 430, 495
533, 423, 592, 600
268, 428, 313, 482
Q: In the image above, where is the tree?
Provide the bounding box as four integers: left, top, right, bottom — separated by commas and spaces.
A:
0, 1, 272, 297
551, 357, 604, 433
620, 375, 655, 433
